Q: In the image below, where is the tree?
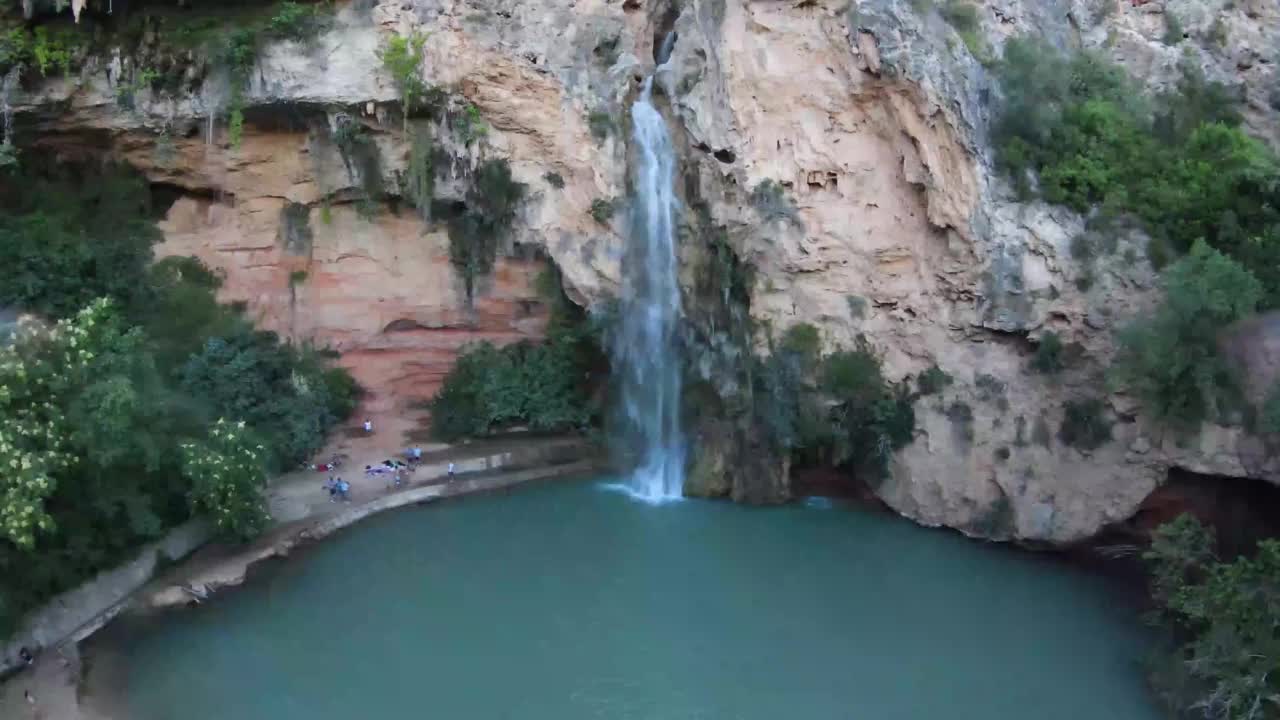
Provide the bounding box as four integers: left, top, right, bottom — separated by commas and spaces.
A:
180, 419, 270, 541
1145, 515, 1280, 720
378, 31, 431, 118
1112, 241, 1261, 429
0, 299, 123, 548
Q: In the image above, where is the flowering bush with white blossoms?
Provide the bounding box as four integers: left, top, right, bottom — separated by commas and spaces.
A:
0, 299, 121, 548
180, 419, 270, 541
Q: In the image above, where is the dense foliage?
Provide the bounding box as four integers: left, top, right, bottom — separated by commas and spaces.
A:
754, 327, 915, 481
993, 39, 1280, 306
0, 164, 158, 317
0, 162, 357, 638
428, 263, 604, 441
1145, 515, 1280, 720
1111, 241, 1261, 430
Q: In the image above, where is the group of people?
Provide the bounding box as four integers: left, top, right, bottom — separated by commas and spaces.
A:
317, 444, 462, 503
324, 477, 351, 502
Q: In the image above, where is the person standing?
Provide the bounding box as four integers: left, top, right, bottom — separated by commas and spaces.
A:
363, 419, 373, 434
448, 461, 455, 480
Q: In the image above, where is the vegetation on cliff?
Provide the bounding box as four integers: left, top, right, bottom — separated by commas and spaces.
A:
0, 161, 357, 638
682, 222, 914, 489
994, 38, 1280, 434
1111, 241, 1260, 430
758, 327, 915, 481
995, 38, 1280, 307
1145, 515, 1280, 720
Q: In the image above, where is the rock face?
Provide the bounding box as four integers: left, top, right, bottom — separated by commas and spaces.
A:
11, 0, 1280, 543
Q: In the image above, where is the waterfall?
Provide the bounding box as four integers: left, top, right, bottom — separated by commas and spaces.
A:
612, 69, 685, 502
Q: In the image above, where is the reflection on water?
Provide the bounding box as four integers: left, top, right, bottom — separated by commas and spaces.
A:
109, 479, 1159, 720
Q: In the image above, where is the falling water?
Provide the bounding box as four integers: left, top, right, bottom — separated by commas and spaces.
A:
612, 59, 685, 502
0, 68, 18, 145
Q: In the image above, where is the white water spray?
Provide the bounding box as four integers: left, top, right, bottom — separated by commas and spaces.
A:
612, 46, 685, 502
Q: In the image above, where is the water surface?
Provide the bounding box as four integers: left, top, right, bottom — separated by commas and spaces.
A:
112, 480, 1159, 720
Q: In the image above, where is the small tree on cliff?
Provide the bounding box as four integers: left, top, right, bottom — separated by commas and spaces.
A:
1111, 240, 1261, 430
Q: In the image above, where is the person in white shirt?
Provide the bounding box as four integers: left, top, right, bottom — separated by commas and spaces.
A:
363, 419, 373, 434
448, 462, 455, 480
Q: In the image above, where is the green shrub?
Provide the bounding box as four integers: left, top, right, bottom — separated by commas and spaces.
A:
587, 111, 614, 141
1031, 331, 1065, 374
916, 364, 953, 395
429, 329, 597, 442
749, 179, 801, 226
543, 171, 565, 189
288, 269, 308, 286
975, 373, 1007, 408
379, 31, 431, 117
780, 323, 822, 359
939, 0, 979, 31
179, 327, 358, 472
459, 104, 488, 143
752, 334, 913, 479
819, 344, 916, 477
1058, 397, 1111, 449
265, 2, 331, 43
590, 197, 615, 224
1112, 241, 1260, 429
1144, 515, 1280, 720
946, 401, 975, 444
939, 1, 989, 61
846, 294, 868, 320
180, 419, 270, 541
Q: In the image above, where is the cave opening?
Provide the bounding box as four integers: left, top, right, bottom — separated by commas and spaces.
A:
1080, 467, 1280, 586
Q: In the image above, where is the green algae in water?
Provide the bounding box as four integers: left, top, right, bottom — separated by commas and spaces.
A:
113, 480, 1160, 720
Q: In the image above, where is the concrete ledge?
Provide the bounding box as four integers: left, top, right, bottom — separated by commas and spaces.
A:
144, 458, 601, 609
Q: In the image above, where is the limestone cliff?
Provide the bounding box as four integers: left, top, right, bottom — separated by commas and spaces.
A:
9, 0, 1279, 543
